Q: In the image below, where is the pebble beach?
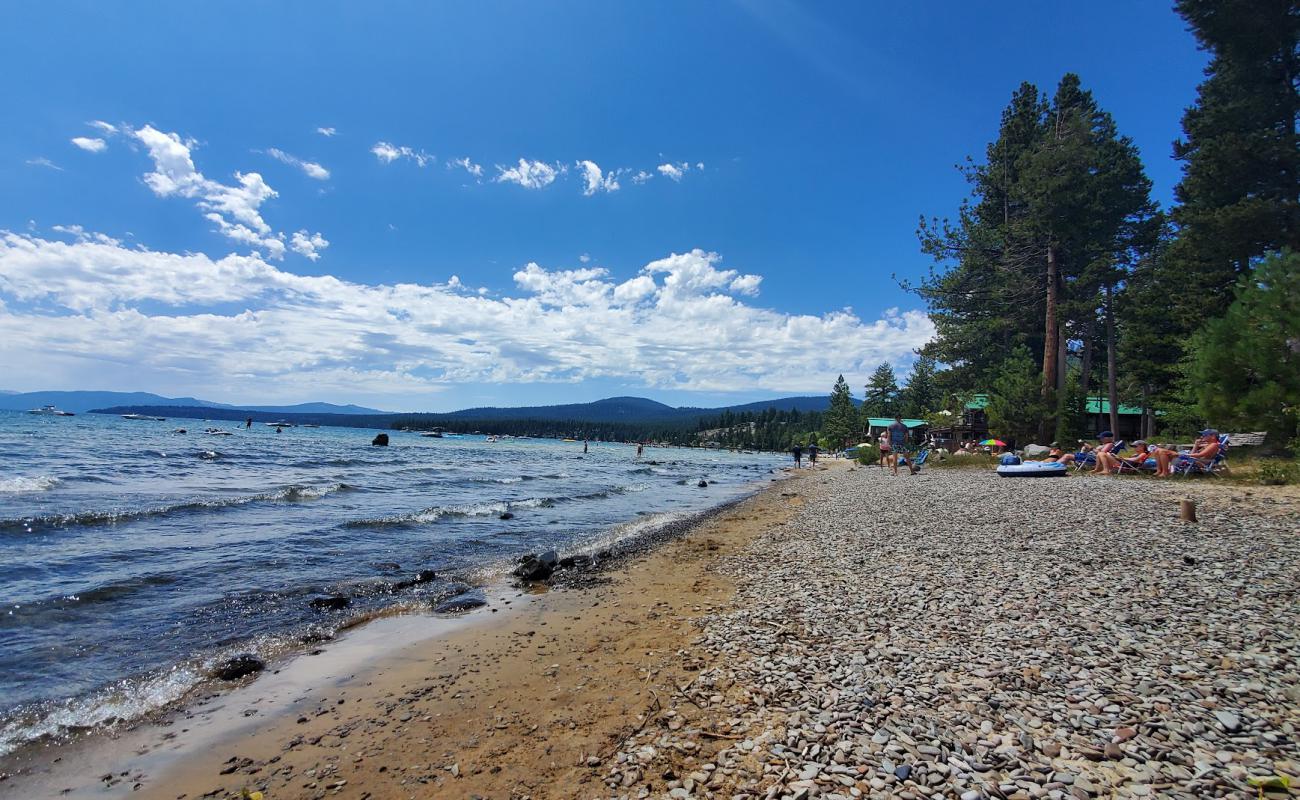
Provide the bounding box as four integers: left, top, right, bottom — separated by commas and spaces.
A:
607, 465, 1300, 800
7, 461, 1297, 800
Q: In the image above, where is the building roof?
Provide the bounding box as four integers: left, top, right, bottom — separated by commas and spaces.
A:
865, 417, 926, 428
964, 393, 1146, 416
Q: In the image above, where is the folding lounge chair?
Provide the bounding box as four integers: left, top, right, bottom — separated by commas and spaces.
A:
1074, 441, 1125, 471
1172, 434, 1230, 477
899, 448, 929, 474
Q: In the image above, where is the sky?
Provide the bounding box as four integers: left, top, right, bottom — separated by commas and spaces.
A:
0, 1, 1208, 412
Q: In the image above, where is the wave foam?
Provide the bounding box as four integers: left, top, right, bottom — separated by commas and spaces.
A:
0, 475, 61, 493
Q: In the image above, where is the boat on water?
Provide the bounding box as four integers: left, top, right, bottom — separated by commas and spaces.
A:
485, 435, 500, 443
27, 405, 75, 416
122, 414, 166, 421
203, 427, 233, 436
264, 421, 295, 428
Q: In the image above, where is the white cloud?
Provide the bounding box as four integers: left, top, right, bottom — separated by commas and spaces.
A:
265, 147, 330, 180
130, 125, 324, 261
25, 157, 62, 171
447, 156, 484, 179
316, 127, 337, 137
89, 120, 118, 136
631, 170, 654, 184
71, 137, 107, 153
371, 141, 432, 167
493, 158, 561, 189
577, 160, 621, 195
0, 234, 935, 401
290, 230, 330, 261
657, 162, 690, 182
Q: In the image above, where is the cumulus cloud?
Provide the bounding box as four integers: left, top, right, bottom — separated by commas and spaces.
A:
290, 230, 330, 261
577, 160, 620, 195
0, 234, 935, 401
130, 125, 324, 260
265, 148, 330, 180
371, 141, 432, 167
316, 127, 337, 137
71, 137, 107, 153
657, 161, 690, 181
447, 156, 483, 179
494, 158, 562, 189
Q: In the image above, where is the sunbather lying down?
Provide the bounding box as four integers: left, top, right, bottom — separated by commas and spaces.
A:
1151, 429, 1222, 477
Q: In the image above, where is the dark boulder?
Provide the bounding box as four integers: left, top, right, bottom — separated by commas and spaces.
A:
499, 512, 515, 520
372, 433, 389, 446
432, 589, 488, 614
310, 595, 351, 611
392, 569, 437, 591
211, 654, 265, 681
512, 551, 558, 582
697, 480, 708, 488
372, 562, 402, 572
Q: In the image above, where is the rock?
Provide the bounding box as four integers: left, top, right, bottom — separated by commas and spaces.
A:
558, 555, 593, 570
309, 595, 350, 611
433, 590, 488, 614
392, 569, 438, 590
894, 764, 913, 782
1041, 741, 1062, 758
211, 654, 265, 681
1103, 742, 1123, 760
1213, 711, 1240, 732
513, 556, 554, 582
499, 512, 515, 520
371, 433, 389, 446
1023, 443, 1050, 457
698, 480, 709, 488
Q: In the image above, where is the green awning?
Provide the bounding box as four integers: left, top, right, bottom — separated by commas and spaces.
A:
865, 418, 926, 428
966, 393, 1147, 416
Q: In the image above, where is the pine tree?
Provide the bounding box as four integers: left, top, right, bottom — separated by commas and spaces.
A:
986, 346, 1051, 447
900, 354, 940, 418
863, 363, 901, 418
1185, 251, 1300, 447
822, 375, 859, 449
1167, 0, 1300, 318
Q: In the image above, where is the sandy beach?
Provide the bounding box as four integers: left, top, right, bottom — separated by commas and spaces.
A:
5, 462, 1299, 800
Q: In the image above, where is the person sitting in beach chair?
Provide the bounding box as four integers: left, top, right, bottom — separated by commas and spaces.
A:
1110, 441, 1156, 474
1152, 430, 1225, 477
1057, 433, 1118, 469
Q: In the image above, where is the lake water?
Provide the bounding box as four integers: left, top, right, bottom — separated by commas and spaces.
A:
0, 410, 782, 755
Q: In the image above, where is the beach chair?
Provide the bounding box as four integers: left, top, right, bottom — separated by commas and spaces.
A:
1116, 453, 1158, 474
1073, 441, 1125, 471
899, 448, 929, 474
1172, 434, 1230, 477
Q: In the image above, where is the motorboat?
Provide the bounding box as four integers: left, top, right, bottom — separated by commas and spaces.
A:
122, 413, 166, 421
28, 405, 75, 416
203, 427, 234, 436
485, 435, 500, 443
264, 421, 295, 428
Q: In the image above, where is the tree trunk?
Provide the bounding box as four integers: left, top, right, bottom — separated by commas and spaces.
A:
1078, 315, 1095, 399
1043, 245, 1059, 399
1105, 283, 1120, 437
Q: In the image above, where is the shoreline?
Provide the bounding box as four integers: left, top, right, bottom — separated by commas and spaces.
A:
0, 464, 806, 798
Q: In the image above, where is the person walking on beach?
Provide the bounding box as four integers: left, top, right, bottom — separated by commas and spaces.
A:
791, 444, 803, 468
887, 415, 909, 476
808, 442, 819, 466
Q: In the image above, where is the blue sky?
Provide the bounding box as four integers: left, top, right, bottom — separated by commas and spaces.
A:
0, 1, 1205, 411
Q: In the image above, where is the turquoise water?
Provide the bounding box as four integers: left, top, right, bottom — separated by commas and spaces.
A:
0, 410, 781, 754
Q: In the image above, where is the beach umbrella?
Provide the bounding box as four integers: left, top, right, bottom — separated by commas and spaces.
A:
979, 438, 1007, 446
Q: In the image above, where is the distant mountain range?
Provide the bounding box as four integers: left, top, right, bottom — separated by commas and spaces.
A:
0, 390, 385, 415
1, 390, 850, 429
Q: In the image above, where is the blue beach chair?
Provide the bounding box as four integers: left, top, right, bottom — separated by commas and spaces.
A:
1073, 441, 1126, 471
898, 448, 929, 474
1172, 434, 1230, 477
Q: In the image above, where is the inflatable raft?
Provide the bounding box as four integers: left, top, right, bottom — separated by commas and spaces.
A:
996, 461, 1068, 478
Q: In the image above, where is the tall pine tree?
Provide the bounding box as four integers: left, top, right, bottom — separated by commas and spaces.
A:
900, 354, 941, 418
1167, 0, 1300, 318
822, 375, 859, 448
863, 363, 901, 418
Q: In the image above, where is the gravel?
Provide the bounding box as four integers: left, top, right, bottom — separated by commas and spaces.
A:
601, 465, 1300, 799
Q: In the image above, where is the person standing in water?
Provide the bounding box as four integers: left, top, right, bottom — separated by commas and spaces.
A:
636, 443, 643, 459
583, 439, 589, 454
245, 417, 252, 429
